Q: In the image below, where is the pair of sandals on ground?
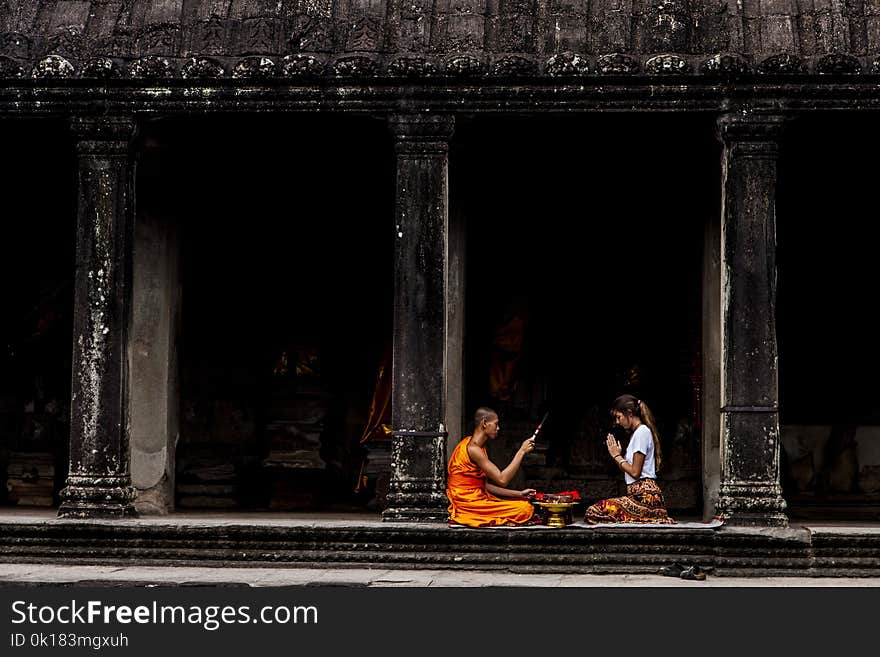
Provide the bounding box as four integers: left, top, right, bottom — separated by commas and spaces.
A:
658, 562, 707, 580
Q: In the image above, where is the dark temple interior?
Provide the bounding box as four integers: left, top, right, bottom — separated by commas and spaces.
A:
2, 112, 880, 519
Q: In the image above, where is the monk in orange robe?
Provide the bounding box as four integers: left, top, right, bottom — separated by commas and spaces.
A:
446, 407, 538, 527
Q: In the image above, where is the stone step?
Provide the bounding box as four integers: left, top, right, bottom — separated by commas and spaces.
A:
1, 520, 879, 576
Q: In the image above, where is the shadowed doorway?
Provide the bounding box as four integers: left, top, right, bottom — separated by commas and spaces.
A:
455, 114, 718, 516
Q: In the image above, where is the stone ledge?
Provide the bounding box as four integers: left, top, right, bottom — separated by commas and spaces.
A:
0, 518, 877, 577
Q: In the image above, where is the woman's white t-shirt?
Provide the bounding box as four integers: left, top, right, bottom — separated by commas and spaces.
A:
623, 424, 656, 485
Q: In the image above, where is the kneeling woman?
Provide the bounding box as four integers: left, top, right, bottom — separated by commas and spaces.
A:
446, 407, 539, 527
585, 394, 675, 524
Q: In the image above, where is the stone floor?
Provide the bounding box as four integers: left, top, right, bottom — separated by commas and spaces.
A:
2, 507, 879, 534
1, 563, 879, 587
3, 508, 879, 578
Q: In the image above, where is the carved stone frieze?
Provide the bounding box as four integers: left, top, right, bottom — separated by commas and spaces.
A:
47, 26, 84, 60
490, 55, 537, 76
498, 9, 535, 53
288, 17, 336, 53
137, 24, 180, 58
545, 51, 590, 76
346, 16, 383, 52
299, 0, 334, 20
280, 54, 326, 78
757, 53, 806, 75
0, 54, 23, 78
544, 12, 589, 54
700, 54, 751, 76
443, 54, 484, 76
444, 5, 486, 54
232, 56, 277, 79
333, 55, 378, 76
94, 30, 134, 58
640, 0, 689, 53
596, 53, 640, 75
398, 0, 432, 52
127, 56, 174, 79
81, 57, 118, 79
32, 54, 75, 78
0, 32, 31, 59
645, 53, 690, 74
388, 56, 437, 77
2, 1, 880, 74
188, 17, 228, 57
181, 57, 226, 79
816, 53, 861, 74
238, 16, 279, 55
5, 6, 880, 93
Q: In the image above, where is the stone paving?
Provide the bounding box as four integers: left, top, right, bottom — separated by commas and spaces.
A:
0, 563, 879, 587
3, 510, 880, 583
4, 508, 880, 535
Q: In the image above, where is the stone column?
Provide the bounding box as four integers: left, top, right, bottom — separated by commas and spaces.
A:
715, 112, 788, 527
59, 116, 137, 518
702, 188, 722, 521
445, 143, 467, 458
383, 114, 456, 523
129, 125, 181, 514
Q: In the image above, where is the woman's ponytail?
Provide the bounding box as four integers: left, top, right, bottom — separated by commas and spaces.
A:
638, 399, 662, 471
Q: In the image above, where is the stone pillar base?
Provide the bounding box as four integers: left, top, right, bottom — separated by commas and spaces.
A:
383, 432, 448, 523
717, 482, 788, 527
382, 507, 449, 523
718, 511, 789, 527
58, 501, 138, 519
58, 475, 138, 518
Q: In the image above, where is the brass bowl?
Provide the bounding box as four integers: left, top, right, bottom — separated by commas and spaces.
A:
532, 501, 578, 528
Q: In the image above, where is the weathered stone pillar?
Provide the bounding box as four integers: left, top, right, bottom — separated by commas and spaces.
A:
445, 192, 466, 460
129, 125, 180, 515
702, 170, 722, 521
59, 116, 137, 518
383, 114, 456, 522
715, 112, 788, 527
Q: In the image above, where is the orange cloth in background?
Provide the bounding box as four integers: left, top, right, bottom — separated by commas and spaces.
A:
446, 437, 535, 527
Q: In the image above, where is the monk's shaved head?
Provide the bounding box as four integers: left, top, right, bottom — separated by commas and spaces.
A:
474, 407, 497, 427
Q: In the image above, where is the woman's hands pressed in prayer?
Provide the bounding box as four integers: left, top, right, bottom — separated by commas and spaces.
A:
606, 434, 622, 458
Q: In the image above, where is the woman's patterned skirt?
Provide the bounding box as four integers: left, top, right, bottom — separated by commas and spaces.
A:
584, 478, 675, 524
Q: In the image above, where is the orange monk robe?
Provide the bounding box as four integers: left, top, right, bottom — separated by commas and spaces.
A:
446, 437, 535, 527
